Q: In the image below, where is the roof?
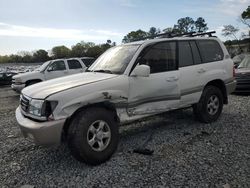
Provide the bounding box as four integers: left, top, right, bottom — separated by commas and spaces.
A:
122, 31, 219, 46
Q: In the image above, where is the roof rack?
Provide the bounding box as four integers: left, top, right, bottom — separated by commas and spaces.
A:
134, 31, 216, 42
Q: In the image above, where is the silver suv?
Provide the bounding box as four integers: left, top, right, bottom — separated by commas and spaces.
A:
15, 32, 236, 165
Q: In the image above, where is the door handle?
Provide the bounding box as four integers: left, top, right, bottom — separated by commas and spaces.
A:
197, 68, 206, 73
166, 76, 179, 82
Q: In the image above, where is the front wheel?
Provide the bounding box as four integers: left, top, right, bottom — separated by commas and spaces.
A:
193, 86, 223, 123
67, 107, 119, 165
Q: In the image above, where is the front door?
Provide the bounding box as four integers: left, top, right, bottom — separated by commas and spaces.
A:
45, 60, 68, 80
128, 41, 180, 116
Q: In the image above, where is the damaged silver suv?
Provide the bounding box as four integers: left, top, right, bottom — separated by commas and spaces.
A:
16, 32, 236, 165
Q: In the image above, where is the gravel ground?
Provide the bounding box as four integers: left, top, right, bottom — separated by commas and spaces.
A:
0, 86, 249, 188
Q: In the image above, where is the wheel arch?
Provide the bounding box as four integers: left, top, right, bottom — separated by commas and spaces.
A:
25, 79, 43, 86
62, 101, 120, 140
204, 79, 228, 104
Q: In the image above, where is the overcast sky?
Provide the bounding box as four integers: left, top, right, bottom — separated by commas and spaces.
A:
0, 0, 249, 55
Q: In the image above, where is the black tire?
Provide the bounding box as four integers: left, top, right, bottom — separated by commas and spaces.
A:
193, 86, 223, 123
67, 107, 119, 165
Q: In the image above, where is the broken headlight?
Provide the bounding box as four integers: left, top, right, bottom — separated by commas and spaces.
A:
29, 99, 44, 116
28, 99, 58, 119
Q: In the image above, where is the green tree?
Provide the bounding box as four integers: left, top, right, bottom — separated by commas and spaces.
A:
148, 27, 161, 37
71, 42, 87, 57
33, 49, 49, 62
86, 45, 103, 58
195, 17, 208, 32
122, 29, 148, 43
175, 17, 195, 33
51, 45, 71, 59
241, 6, 250, 28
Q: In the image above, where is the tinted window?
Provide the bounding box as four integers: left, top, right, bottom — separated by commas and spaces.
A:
197, 40, 223, 63
139, 42, 176, 74
82, 58, 95, 67
47, 61, 66, 71
179, 41, 193, 67
190, 41, 202, 64
68, 59, 82, 69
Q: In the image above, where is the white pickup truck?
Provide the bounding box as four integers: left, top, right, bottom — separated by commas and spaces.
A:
11, 57, 95, 92
15, 32, 236, 165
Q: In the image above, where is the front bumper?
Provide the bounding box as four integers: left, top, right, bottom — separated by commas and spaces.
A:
15, 107, 66, 145
11, 83, 25, 92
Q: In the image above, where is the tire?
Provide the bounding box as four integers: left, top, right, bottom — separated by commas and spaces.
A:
193, 85, 223, 123
67, 107, 119, 165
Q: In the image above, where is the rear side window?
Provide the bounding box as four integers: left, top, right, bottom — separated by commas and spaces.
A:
139, 42, 177, 74
67, 60, 82, 69
197, 40, 223, 63
178, 41, 193, 67
82, 59, 95, 67
190, 41, 202, 64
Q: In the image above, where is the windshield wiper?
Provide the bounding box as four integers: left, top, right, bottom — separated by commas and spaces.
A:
92, 69, 113, 74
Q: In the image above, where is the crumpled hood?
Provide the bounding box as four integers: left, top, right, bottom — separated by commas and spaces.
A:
22, 72, 118, 99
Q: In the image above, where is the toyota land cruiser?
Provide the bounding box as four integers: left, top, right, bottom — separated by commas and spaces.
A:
15, 32, 236, 165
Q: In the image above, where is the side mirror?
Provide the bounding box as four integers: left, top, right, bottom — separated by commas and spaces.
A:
47, 67, 52, 72
131, 65, 150, 77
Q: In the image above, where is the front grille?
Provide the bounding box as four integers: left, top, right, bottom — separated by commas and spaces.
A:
20, 94, 30, 113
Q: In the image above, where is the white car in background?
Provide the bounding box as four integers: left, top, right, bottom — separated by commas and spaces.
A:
11, 57, 95, 92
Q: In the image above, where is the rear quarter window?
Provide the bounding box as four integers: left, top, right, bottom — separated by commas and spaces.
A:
197, 40, 224, 63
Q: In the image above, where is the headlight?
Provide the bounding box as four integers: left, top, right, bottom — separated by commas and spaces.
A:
29, 99, 44, 116
28, 99, 58, 119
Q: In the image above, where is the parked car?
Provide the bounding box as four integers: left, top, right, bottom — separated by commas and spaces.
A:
15, 32, 236, 165
0, 72, 17, 86
232, 53, 249, 68
11, 57, 95, 92
235, 55, 250, 93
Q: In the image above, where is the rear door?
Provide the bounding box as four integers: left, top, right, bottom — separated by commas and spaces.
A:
128, 41, 180, 115
67, 59, 84, 75
179, 41, 203, 106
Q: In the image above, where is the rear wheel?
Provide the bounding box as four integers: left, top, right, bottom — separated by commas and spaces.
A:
193, 86, 223, 123
67, 107, 119, 165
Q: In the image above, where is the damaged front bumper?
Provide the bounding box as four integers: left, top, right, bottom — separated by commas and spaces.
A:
15, 107, 66, 145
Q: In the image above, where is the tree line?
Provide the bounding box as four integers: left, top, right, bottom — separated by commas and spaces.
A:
0, 41, 115, 64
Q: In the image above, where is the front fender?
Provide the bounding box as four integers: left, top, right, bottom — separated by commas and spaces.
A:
54, 90, 128, 119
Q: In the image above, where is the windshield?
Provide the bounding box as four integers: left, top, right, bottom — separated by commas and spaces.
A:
88, 45, 140, 74
35, 61, 51, 71
238, 56, 250, 69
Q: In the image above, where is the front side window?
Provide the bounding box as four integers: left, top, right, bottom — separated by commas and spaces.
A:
197, 40, 223, 63
138, 42, 176, 74
88, 45, 139, 74
68, 60, 82, 69
47, 60, 66, 71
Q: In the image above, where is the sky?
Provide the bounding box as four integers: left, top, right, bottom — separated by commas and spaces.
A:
0, 0, 249, 55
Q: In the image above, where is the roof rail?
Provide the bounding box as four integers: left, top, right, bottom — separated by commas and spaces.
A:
134, 31, 216, 42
